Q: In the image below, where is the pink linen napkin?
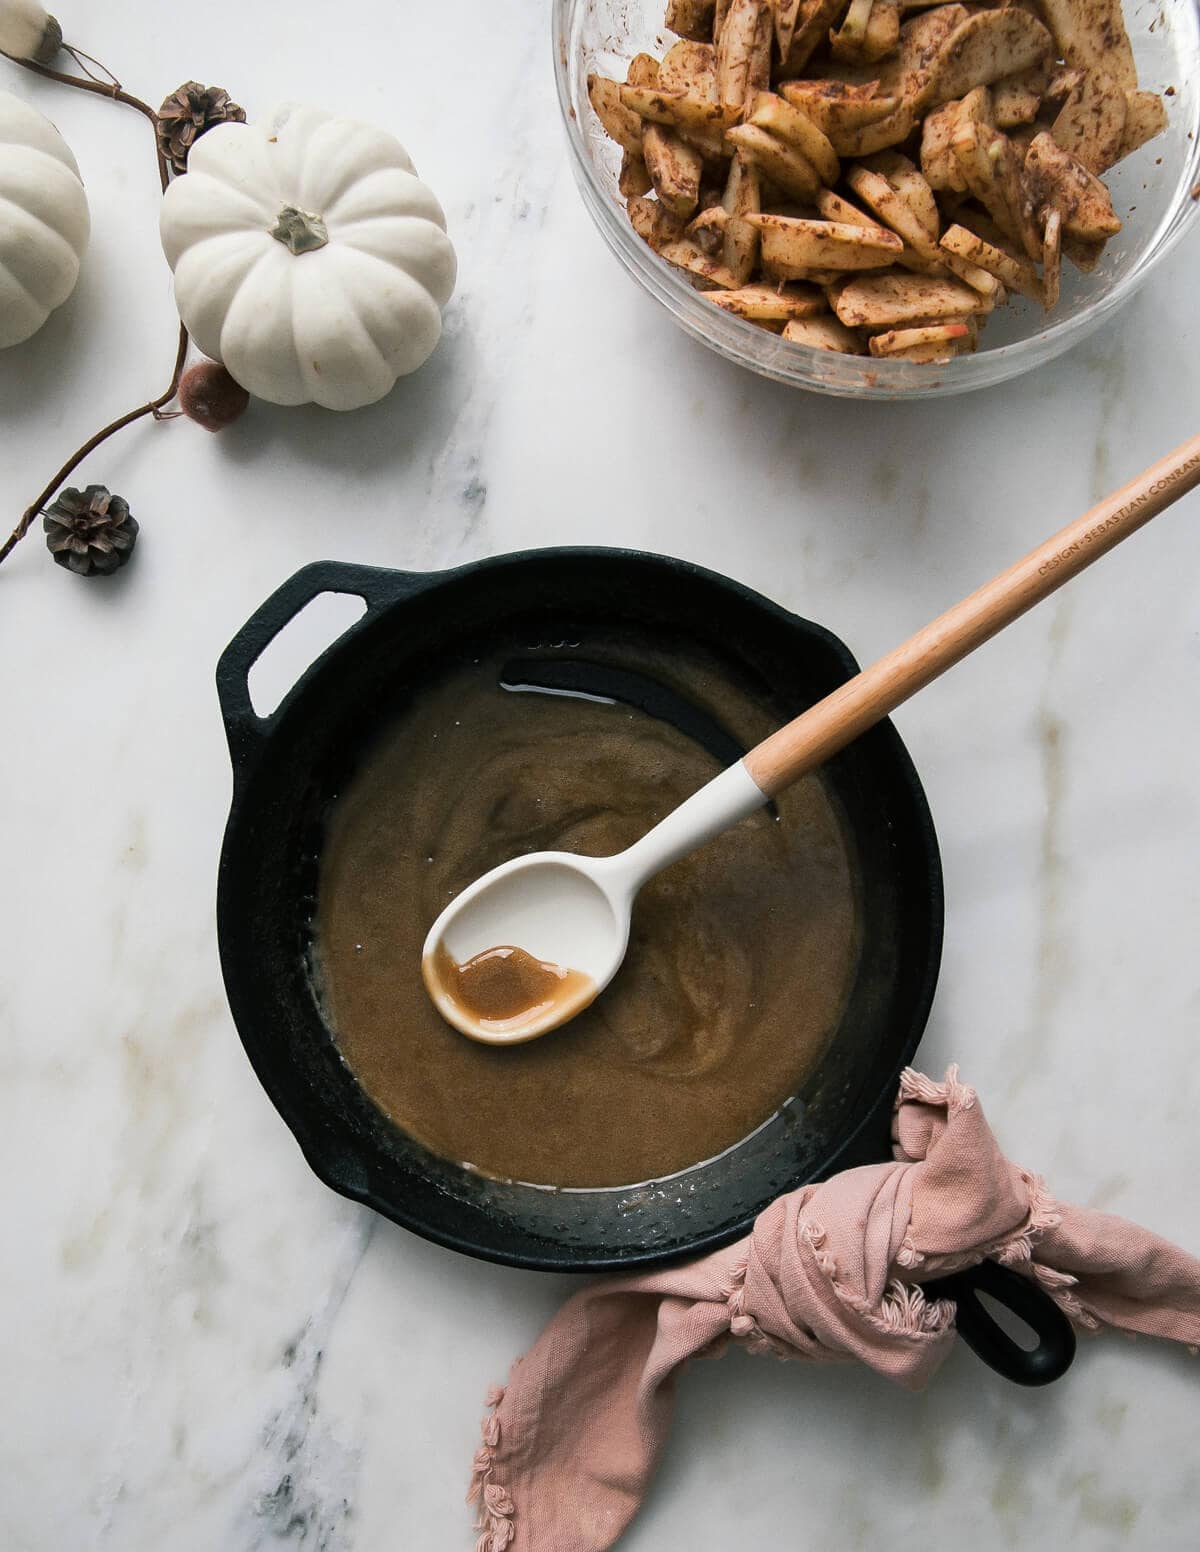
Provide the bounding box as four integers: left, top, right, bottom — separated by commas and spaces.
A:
466, 1067, 1200, 1552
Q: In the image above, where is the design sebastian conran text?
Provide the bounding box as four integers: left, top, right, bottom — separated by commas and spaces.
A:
1039, 453, 1200, 576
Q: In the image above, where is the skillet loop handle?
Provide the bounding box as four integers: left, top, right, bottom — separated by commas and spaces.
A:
216, 561, 427, 770
930, 1258, 1076, 1387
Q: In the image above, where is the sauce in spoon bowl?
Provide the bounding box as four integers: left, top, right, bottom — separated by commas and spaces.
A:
424, 942, 596, 1042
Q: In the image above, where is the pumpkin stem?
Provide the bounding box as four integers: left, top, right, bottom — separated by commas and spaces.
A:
271, 206, 330, 255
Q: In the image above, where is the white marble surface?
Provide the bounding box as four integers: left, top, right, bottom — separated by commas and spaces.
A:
2, 2, 1199, 1547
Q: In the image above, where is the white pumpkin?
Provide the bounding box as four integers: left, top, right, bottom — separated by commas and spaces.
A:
0, 0, 62, 64
159, 103, 457, 411
0, 90, 90, 348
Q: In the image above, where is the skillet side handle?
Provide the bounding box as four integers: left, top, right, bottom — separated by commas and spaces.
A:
928, 1259, 1076, 1387
216, 561, 430, 775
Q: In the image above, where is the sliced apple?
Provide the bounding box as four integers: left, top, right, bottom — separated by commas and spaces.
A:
917, 9, 1054, 113
1061, 233, 1105, 271
830, 0, 876, 53
829, 103, 918, 157
847, 164, 941, 258
665, 0, 718, 41
619, 152, 652, 199
870, 339, 967, 362
749, 212, 905, 275
864, 0, 902, 59
920, 101, 968, 191
686, 204, 731, 252
832, 269, 985, 325
1025, 131, 1122, 242
868, 319, 970, 356
1036, 0, 1137, 95
726, 123, 823, 199
781, 0, 849, 74
627, 54, 662, 88
772, 0, 806, 58
588, 75, 643, 156
627, 195, 689, 251
950, 95, 1043, 260
643, 125, 705, 218
659, 238, 745, 287
748, 3, 776, 99
939, 221, 1041, 297
863, 150, 941, 235
891, 5, 972, 98
992, 62, 1050, 128
818, 188, 948, 274
954, 205, 1022, 256
747, 92, 841, 183
717, 0, 772, 111
1043, 66, 1085, 110
1116, 89, 1168, 163
830, 0, 900, 65
721, 150, 762, 283
936, 244, 1006, 303
782, 314, 865, 351
816, 187, 897, 237
1050, 70, 1127, 172
777, 80, 901, 149
660, 40, 721, 100
619, 85, 741, 134
1041, 206, 1062, 308
707, 280, 828, 318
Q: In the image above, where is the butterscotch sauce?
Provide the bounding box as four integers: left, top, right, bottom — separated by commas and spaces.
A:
315, 634, 862, 1188
427, 943, 596, 1036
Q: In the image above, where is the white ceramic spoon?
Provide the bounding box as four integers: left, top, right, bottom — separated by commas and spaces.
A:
423, 433, 1200, 1045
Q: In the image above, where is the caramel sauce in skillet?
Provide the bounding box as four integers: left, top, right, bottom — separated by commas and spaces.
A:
315, 634, 861, 1188
428, 943, 595, 1035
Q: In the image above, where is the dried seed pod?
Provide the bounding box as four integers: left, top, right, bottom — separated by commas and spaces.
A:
179, 360, 250, 432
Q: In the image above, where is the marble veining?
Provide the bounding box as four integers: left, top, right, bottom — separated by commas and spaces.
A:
239, 1215, 370, 1551
1020, 593, 1073, 1105
1, 1, 1199, 1548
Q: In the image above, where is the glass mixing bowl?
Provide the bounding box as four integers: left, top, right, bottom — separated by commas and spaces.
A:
553, 0, 1200, 398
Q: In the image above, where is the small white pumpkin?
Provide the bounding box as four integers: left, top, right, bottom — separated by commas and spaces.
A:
159, 103, 457, 411
0, 0, 62, 64
0, 90, 90, 348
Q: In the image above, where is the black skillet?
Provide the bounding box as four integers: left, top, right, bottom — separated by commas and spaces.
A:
216, 549, 1073, 1385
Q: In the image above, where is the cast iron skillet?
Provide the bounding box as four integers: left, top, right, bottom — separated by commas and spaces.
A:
216, 549, 1074, 1385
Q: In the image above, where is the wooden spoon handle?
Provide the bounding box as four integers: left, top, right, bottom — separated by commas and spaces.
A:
745, 432, 1200, 798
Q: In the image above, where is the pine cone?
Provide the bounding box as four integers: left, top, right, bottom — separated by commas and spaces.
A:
43, 485, 139, 577
157, 82, 246, 175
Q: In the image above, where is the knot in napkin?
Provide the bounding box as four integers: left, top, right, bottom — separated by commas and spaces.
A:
466, 1068, 1200, 1552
